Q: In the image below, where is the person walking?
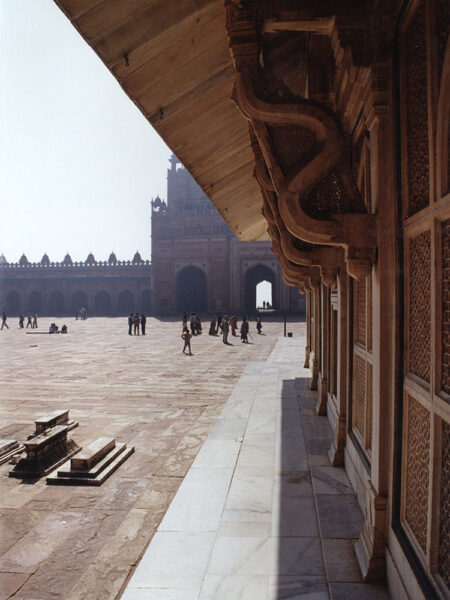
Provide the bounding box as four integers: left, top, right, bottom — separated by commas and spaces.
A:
32, 312, 38, 329
256, 312, 262, 334
181, 327, 192, 355
141, 314, 147, 335
133, 313, 140, 335
26, 313, 32, 328
230, 315, 237, 336
19, 312, 25, 329
1, 312, 9, 330
209, 315, 217, 335
240, 317, 249, 343
222, 315, 230, 344
128, 313, 133, 335
217, 313, 223, 332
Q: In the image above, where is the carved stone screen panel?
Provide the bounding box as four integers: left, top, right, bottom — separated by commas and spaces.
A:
403, 395, 431, 553
354, 279, 366, 347
438, 420, 450, 588
352, 354, 366, 439
409, 231, 432, 382
404, 1, 430, 216
443, 220, 450, 395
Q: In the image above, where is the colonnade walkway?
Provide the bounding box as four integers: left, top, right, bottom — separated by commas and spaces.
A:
122, 337, 391, 600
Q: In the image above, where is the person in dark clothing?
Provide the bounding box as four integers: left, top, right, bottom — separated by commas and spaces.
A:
19, 312, 25, 328
217, 313, 223, 332
256, 312, 262, 334
240, 317, 249, 343
133, 313, 140, 335
141, 314, 147, 335
128, 314, 133, 335
1, 312, 9, 330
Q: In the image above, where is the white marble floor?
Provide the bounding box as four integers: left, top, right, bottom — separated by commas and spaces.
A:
121, 337, 391, 600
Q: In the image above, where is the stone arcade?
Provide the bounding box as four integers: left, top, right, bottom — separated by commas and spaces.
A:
47, 1, 450, 598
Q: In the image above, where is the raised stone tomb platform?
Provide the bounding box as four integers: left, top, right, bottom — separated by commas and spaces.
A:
47, 437, 134, 485
9, 425, 81, 479
30, 408, 78, 438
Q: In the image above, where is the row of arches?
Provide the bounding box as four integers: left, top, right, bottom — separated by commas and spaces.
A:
174, 264, 275, 313
2, 289, 151, 316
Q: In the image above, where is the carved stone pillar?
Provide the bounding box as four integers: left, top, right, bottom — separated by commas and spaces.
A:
354, 95, 396, 580
317, 283, 329, 416
304, 291, 311, 368
310, 287, 320, 391
329, 259, 349, 467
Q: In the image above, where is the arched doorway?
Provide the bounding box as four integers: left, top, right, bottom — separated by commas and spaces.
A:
244, 264, 276, 313
49, 291, 65, 315
27, 291, 43, 314
142, 289, 151, 314
95, 290, 112, 315
72, 290, 88, 313
256, 280, 273, 308
176, 266, 206, 312
118, 290, 135, 314
6, 291, 21, 315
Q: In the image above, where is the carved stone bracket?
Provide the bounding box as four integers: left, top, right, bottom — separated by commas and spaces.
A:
226, 0, 377, 281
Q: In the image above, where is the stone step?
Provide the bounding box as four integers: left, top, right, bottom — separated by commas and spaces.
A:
71, 437, 116, 471
47, 443, 134, 486
55, 442, 127, 479
0, 439, 24, 465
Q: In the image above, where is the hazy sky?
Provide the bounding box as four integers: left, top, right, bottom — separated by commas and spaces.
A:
0, 0, 171, 264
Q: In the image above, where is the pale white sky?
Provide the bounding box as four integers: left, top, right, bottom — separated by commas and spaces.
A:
0, 0, 171, 264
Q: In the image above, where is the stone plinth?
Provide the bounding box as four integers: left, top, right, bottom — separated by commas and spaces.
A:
9, 425, 81, 479
29, 409, 78, 439
47, 437, 134, 486
0, 439, 24, 465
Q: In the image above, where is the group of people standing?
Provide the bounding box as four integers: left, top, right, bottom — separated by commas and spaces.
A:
1, 312, 39, 330
181, 311, 262, 354
128, 313, 147, 335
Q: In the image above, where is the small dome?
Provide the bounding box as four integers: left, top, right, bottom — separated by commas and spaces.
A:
85, 252, 96, 265
41, 253, 50, 265
0, 254, 7, 265
63, 253, 73, 266
108, 251, 117, 264
19, 253, 29, 266
153, 195, 162, 208
133, 251, 142, 263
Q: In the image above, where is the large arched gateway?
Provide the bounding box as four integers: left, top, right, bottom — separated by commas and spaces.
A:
176, 266, 206, 313
244, 264, 276, 313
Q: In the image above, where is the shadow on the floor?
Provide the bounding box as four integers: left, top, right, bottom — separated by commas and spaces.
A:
275, 377, 391, 600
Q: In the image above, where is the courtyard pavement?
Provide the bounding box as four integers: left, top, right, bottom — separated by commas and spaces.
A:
0, 316, 292, 600
122, 335, 391, 600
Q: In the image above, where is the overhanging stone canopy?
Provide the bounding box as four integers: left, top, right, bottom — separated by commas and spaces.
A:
53, 0, 379, 286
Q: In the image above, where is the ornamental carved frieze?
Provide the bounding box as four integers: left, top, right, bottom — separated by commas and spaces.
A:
225, 0, 377, 284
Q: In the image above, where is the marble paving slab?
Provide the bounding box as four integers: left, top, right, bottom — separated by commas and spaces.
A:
121, 337, 390, 600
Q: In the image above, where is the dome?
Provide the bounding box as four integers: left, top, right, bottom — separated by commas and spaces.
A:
41, 253, 50, 266
0, 254, 7, 265
153, 195, 162, 208
19, 253, 29, 266
63, 253, 73, 266
133, 251, 142, 263
85, 252, 96, 265
108, 251, 117, 264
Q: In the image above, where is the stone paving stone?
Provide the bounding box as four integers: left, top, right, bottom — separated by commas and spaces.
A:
0, 317, 293, 599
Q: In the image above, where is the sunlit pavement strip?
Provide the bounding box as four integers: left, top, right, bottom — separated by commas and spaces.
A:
121, 337, 391, 600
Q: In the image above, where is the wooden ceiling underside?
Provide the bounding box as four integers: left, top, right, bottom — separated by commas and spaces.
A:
54, 0, 268, 240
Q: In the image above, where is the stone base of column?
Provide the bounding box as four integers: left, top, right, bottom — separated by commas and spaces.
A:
355, 484, 387, 581
310, 352, 318, 390
328, 414, 346, 466
304, 345, 310, 368
316, 375, 328, 415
